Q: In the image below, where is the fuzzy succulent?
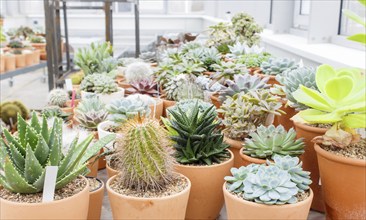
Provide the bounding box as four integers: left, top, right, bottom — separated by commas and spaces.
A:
275, 67, 318, 110
218, 90, 283, 141
260, 58, 299, 76
269, 155, 312, 192
237, 52, 271, 68
0, 113, 115, 193
106, 98, 150, 124
219, 74, 270, 102
211, 61, 248, 84
47, 89, 70, 107
231, 12, 263, 47
117, 57, 143, 67
80, 74, 118, 94
124, 62, 153, 83
139, 51, 157, 63
0, 101, 29, 126
114, 117, 175, 191
74, 98, 108, 130
126, 80, 159, 97
42, 106, 71, 122
164, 103, 230, 165
74, 42, 113, 75
243, 125, 305, 159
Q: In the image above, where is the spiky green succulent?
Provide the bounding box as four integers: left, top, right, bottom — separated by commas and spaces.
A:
180, 42, 203, 54
275, 67, 318, 110
243, 125, 305, 159
168, 99, 212, 116
42, 106, 71, 122
219, 74, 270, 102
211, 61, 248, 84
175, 59, 206, 76
0, 113, 115, 193
164, 103, 230, 165
218, 90, 283, 141
47, 89, 70, 108
231, 12, 263, 47
106, 98, 150, 124
115, 117, 174, 191
269, 155, 312, 192
0, 101, 29, 126
237, 52, 272, 68
260, 58, 299, 76
80, 74, 118, 94
74, 98, 108, 130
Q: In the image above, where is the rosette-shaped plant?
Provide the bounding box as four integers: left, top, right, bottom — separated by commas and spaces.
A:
219, 74, 270, 102
275, 67, 318, 110
224, 164, 260, 193
218, 90, 283, 141
80, 73, 118, 94
200, 47, 222, 71
228, 42, 264, 58
243, 166, 299, 204
176, 81, 204, 101
106, 98, 150, 124
74, 98, 108, 130
211, 61, 248, 84
168, 99, 212, 115
243, 125, 305, 159
47, 89, 70, 107
269, 155, 312, 192
0, 113, 115, 193
260, 58, 299, 76
292, 64, 366, 148
125, 62, 153, 83
237, 52, 271, 68
195, 75, 224, 93
126, 80, 159, 97
42, 106, 71, 122
231, 12, 263, 46
164, 74, 188, 101
164, 103, 230, 165
176, 59, 206, 76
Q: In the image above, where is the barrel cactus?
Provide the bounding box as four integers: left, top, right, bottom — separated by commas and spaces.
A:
47, 89, 70, 107
80, 74, 118, 94
114, 117, 175, 191
74, 98, 108, 130
106, 98, 150, 124
260, 58, 299, 76
243, 125, 305, 159
0, 113, 115, 193
0, 100, 29, 126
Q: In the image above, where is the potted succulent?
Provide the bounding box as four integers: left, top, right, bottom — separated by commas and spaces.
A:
86, 177, 104, 220
231, 12, 263, 47
195, 75, 224, 103
236, 52, 271, 74
47, 89, 71, 114
0, 113, 114, 219
119, 61, 153, 89
292, 64, 366, 219
12, 50, 26, 68
106, 116, 191, 219
23, 49, 35, 66
224, 155, 313, 219
3, 53, 16, 72
0, 100, 29, 132
163, 103, 234, 219
271, 67, 318, 130
240, 125, 305, 165
259, 57, 299, 85
218, 90, 283, 167
80, 73, 124, 104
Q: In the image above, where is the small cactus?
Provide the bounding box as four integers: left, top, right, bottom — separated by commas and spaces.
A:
47, 89, 70, 107
114, 117, 175, 191
124, 62, 153, 83
0, 101, 29, 126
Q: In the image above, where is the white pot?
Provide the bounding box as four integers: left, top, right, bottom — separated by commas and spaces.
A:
97, 121, 122, 148
81, 88, 125, 105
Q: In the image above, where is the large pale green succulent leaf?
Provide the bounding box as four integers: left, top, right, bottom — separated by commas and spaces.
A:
316, 64, 337, 94
342, 114, 366, 128
347, 34, 366, 45
324, 75, 353, 103
0, 174, 14, 192
48, 118, 62, 166
293, 86, 332, 112
24, 144, 43, 183
342, 9, 366, 27
56, 164, 88, 189
4, 158, 38, 193
58, 136, 79, 178
298, 109, 342, 124
31, 170, 46, 191
80, 134, 115, 164
41, 116, 49, 143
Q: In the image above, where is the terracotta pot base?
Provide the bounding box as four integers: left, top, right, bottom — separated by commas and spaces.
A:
224, 136, 245, 168
239, 149, 267, 166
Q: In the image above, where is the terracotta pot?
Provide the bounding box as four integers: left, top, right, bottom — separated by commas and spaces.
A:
294, 122, 327, 212
117, 79, 132, 90
239, 148, 267, 166
149, 98, 163, 120
224, 184, 313, 219
40, 52, 47, 60
31, 43, 46, 53
24, 52, 34, 66
0, 55, 5, 72
87, 177, 104, 220
107, 174, 191, 219
275, 99, 297, 131
162, 99, 176, 117
314, 144, 366, 219
87, 155, 99, 178
210, 93, 221, 109
203, 71, 215, 76
0, 176, 90, 219
61, 106, 73, 115
106, 162, 119, 179
224, 136, 245, 168
256, 73, 279, 86
98, 148, 106, 170
66, 99, 80, 108
115, 74, 125, 82
4, 55, 16, 71
15, 54, 26, 68
33, 50, 41, 64
174, 150, 234, 220
248, 67, 260, 74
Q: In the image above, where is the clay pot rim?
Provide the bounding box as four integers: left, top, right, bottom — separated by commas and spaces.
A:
106, 172, 191, 201
223, 183, 314, 209
0, 176, 89, 206
162, 99, 176, 104
174, 149, 234, 170
239, 148, 267, 164
224, 136, 244, 150
86, 176, 104, 193
293, 122, 328, 134
314, 143, 366, 166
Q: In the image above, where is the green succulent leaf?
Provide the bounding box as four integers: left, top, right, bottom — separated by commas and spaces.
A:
347, 33, 366, 45
24, 144, 43, 183
4, 158, 38, 193
342, 114, 366, 128
324, 76, 353, 102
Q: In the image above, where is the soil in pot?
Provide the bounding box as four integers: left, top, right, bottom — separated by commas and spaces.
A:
239, 148, 267, 166
223, 184, 313, 219
0, 176, 90, 219
315, 140, 366, 220
174, 150, 234, 220
224, 136, 245, 168
87, 177, 104, 220
107, 174, 191, 219
294, 122, 328, 212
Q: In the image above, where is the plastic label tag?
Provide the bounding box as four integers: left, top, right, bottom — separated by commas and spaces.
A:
319, 177, 321, 186
65, 79, 73, 91
42, 166, 58, 202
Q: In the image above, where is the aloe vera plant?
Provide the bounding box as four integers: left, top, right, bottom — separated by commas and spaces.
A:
292, 64, 366, 148
0, 113, 115, 193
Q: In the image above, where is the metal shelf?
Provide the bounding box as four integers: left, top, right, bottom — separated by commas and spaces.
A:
0, 61, 47, 86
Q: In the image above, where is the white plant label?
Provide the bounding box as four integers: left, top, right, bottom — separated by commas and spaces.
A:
42, 166, 58, 202
319, 177, 322, 186
299, 59, 304, 68
65, 79, 73, 91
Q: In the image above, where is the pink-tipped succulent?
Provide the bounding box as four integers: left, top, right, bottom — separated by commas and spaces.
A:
126, 80, 159, 97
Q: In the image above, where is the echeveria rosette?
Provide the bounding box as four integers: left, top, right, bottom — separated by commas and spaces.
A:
224, 164, 261, 193
292, 64, 366, 148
